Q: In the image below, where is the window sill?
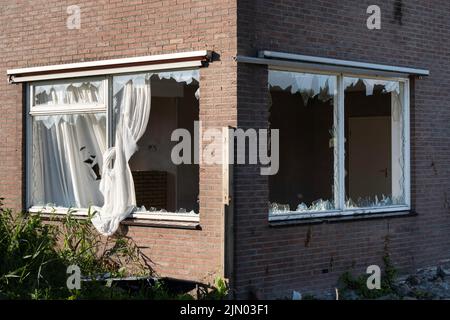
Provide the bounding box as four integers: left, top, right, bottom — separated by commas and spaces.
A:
269, 208, 416, 227
29, 207, 200, 230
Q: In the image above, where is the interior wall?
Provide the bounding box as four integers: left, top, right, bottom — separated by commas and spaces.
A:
129, 96, 178, 211
176, 85, 200, 212
129, 82, 200, 212
348, 116, 391, 199
345, 90, 392, 201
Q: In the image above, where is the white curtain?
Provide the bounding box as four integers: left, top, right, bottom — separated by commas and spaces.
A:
92, 79, 151, 236
34, 81, 103, 105
32, 113, 106, 208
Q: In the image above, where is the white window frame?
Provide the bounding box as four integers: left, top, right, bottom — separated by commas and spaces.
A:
26, 72, 200, 223
268, 67, 411, 221
30, 77, 108, 115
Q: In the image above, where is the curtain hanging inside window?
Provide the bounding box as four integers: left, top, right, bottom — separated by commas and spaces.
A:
92, 79, 151, 236
31, 113, 106, 208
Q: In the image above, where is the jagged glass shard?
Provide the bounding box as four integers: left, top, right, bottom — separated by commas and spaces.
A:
269, 202, 291, 214
269, 70, 336, 104
34, 80, 104, 106
270, 199, 334, 214
345, 194, 405, 209
344, 78, 400, 96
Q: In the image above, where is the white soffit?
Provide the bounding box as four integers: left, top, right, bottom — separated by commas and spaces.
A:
236, 50, 429, 77
7, 50, 211, 83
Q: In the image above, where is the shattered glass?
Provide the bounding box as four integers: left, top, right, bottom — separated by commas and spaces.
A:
134, 205, 197, 215
269, 199, 334, 214
269, 70, 336, 105
344, 77, 400, 96
345, 194, 405, 209
269, 75, 407, 216
34, 80, 104, 105
344, 78, 406, 209
268, 70, 337, 215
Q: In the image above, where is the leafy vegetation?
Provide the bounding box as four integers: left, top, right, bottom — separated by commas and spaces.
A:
0, 198, 228, 300
337, 236, 398, 299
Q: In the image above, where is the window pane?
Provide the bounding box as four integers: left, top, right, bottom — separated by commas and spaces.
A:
31, 113, 106, 208
113, 70, 200, 213
34, 79, 104, 105
344, 77, 405, 208
268, 70, 337, 214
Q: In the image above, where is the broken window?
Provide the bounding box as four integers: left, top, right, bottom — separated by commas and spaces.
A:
33, 79, 104, 105
268, 70, 409, 217
344, 77, 406, 209
28, 71, 200, 219
112, 72, 199, 214
30, 78, 108, 209
31, 113, 107, 208
269, 70, 337, 214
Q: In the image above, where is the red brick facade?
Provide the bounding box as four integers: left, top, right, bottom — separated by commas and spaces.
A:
235, 0, 450, 298
0, 0, 237, 286
1, 0, 450, 299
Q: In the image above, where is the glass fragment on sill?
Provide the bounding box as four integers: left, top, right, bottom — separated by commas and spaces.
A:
269, 202, 290, 214
269, 199, 334, 214
296, 199, 334, 212
345, 194, 405, 209
134, 206, 197, 215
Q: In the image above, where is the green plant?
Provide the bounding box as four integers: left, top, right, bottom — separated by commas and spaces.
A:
200, 276, 229, 300
0, 199, 154, 299
58, 208, 152, 279
0, 200, 68, 299
338, 236, 398, 300
0, 200, 226, 300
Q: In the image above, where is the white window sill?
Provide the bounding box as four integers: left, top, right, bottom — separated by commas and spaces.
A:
269, 205, 412, 223
28, 206, 200, 223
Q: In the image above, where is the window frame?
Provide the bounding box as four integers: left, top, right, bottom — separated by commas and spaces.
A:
29, 77, 109, 115
268, 67, 411, 221
25, 71, 201, 222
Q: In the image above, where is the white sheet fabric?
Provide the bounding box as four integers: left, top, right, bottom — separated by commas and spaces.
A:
31, 113, 106, 208
92, 79, 151, 236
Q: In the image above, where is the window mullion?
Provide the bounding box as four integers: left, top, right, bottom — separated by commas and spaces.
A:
337, 75, 345, 210
26, 83, 32, 210
404, 79, 411, 207
106, 76, 113, 148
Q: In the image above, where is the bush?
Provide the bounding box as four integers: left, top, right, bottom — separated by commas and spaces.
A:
337, 237, 398, 300
0, 201, 68, 299
0, 199, 228, 300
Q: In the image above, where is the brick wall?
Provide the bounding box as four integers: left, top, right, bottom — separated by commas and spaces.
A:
2, 0, 450, 300
132, 171, 167, 210
0, 0, 237, 284
234, 0, 450, 298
